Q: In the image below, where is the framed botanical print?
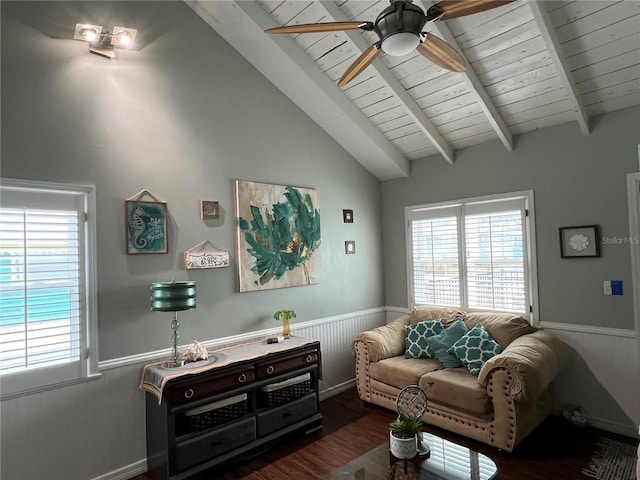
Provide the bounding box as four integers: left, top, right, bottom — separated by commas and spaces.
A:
125, 200, 168, 254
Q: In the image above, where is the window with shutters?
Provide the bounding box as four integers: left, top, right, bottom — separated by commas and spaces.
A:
0, 179, 98, 398
406, 191, 538, 322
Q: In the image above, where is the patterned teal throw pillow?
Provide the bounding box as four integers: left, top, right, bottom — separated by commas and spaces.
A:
448, 323, 503, 376
424, 319, 468, 368
404, 320, 444, 359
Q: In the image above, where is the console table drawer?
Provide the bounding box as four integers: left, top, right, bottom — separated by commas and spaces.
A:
174, 417, 256, 472
256, 394, 317, 437
167, 366, 255, 405
256, 348, 318, 379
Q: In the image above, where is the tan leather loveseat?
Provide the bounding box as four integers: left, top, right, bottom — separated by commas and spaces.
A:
352, 306, 567, 452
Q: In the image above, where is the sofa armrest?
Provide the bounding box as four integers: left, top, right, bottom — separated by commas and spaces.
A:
352, 315, 409, 362
478, 330, 567, 401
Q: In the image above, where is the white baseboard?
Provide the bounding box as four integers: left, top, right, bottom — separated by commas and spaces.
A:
91, 459, 147, 480
551, 407, 639, 439
319, 379, 356, 401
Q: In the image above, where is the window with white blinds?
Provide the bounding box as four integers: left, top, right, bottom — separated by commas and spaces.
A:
406, 192, 537, 320
0, 179, 98, 397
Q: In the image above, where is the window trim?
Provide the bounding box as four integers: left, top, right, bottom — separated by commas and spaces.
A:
405, 190, 539, 325
0, 178, 99, 399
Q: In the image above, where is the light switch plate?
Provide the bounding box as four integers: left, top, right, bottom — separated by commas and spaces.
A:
603, 281, 612, 295
611, 280, 623, 295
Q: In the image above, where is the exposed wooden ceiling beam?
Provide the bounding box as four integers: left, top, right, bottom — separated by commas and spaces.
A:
416, 0, 514, 152
186, 0, 411, 180
319, 1, 455, 165
528, 0, 590, 135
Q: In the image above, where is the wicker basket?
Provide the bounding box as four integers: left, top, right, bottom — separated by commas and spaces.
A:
185, 393, 248, 430
259, 373, 311, 407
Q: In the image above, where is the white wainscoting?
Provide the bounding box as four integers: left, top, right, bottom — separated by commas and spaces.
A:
540, 321, 639, 437
0, 308, 386, 480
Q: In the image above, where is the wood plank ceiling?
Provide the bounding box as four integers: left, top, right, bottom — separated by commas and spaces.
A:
188, 0, 640, 180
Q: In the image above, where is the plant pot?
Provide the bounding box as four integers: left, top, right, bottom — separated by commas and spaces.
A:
389, 431, 417, 459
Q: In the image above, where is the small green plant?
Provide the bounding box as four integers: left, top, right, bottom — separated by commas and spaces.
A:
273, 309, 297, 322
273, 309, 296, 338
389, 416, 421, 439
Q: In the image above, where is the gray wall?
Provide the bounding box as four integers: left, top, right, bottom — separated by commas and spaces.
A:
1, 1, 385, 361
381, 107, 639, 330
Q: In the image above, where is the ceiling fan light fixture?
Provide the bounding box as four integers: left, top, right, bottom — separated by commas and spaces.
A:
381, 32, 420, 56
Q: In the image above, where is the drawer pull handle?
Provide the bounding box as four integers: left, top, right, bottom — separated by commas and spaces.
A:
266, 365, 275, 374
211, 437, 228, 446
238, 373, 247, 383
284, 410, 296, 417
184, 388, 195, 399
305, 354, 313, 363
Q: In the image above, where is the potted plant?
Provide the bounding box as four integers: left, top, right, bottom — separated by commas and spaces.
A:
389, 416, 421, 459
273, 309, 296, 339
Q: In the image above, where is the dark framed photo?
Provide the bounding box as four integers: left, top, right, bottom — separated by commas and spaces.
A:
343, 209, 353, 223
125, 200, 168, 254
345, 240, 356, 255
559, 225, 600, 258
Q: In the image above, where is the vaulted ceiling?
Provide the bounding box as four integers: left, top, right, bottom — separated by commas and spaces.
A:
187, 0, 640, 180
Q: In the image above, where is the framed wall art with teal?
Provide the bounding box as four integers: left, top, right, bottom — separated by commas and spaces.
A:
125, 200, 168, 254
235, 180, 321, 292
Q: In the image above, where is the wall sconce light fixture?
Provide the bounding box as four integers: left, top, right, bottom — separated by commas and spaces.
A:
74, 23, 137, 59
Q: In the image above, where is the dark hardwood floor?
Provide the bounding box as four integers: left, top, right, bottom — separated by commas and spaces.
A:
132, 388, 638, 480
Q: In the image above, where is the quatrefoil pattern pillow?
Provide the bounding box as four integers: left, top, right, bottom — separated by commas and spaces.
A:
448, 323, 503, 376
404, 319, 444, 359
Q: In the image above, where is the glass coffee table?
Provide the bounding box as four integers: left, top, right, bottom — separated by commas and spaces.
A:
321, 431, 497, 480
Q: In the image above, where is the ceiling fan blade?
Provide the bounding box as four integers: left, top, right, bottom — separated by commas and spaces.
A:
265, 21, 370, 34
434, 0, 515, 21
417, 34, 466, 72
337, 44, 382, 88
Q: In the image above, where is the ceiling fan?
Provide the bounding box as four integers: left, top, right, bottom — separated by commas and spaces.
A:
265, 0, 514, 87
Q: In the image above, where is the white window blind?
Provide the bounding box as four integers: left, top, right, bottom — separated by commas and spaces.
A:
407, 192, 536, 320
0, 179, 97, 397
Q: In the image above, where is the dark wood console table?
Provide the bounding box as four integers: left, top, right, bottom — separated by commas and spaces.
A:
141, 337, 322, 480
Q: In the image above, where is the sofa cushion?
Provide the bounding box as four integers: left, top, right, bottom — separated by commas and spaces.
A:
404, 320, 444, 359
410, 306, 465, 325
460, 312, 535, 348
448, 323, 503, 376
420, 368, 491, 416
370, 356, 442, 390
425, 319, 468, 368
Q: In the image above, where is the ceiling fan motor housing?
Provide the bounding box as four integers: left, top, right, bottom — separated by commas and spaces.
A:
375, 2, 427, 40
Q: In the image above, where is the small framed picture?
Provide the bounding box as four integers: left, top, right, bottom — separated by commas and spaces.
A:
345, 240, 356, 255
125, 200, 168, 254
201, 200, 220, 220
343, 209, 353, 223
559, 225, 601, 258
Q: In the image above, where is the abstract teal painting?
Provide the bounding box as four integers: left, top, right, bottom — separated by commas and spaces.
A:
235, 180, 321, 292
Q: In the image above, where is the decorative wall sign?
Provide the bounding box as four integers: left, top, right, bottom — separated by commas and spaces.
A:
184, 240, 230, 269
345, 240, 356, 254
559, 225, 601, 258
235, 180, 321, 292
125, 191, 168, 254
343, 209, 353, 223
201, 201, 220, 220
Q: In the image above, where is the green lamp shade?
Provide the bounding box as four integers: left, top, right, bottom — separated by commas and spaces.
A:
150, 281, 196, 312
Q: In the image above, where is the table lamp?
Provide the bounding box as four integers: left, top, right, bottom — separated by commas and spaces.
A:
150, 280, 196, 367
